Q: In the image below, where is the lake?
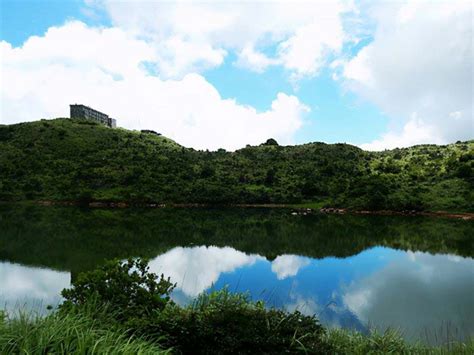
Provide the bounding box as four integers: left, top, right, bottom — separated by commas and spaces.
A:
1, 205, 473, 344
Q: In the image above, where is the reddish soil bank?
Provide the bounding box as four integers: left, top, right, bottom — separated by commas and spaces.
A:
24, 200, 474, 221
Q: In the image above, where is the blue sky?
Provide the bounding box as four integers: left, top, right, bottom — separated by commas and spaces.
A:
1, 0, 471, 150
206, 54, 388, 145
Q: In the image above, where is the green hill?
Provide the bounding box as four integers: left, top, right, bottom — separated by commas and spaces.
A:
0, 118, 472, 211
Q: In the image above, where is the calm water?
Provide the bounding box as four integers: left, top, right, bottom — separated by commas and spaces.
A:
1, 205, 473, 343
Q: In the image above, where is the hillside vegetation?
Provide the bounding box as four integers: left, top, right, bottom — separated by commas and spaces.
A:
0, 118, 472, 211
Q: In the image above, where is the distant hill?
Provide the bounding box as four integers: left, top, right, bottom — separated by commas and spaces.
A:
0, 118, 472, 211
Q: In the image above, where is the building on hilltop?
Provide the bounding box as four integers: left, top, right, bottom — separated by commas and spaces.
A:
70, 104, 117, 128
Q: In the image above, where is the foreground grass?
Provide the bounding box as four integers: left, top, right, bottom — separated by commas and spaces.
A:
0, 309, 169, 354
2, 310, 472, 354
324, 328, 474, 354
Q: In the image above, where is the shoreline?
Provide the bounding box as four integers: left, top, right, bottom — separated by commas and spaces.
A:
2, 200, 472, 220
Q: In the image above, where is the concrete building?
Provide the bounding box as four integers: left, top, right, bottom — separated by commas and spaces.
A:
70, 104, 117, 128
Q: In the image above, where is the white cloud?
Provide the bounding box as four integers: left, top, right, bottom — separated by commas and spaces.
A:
271, 254, 311, 280
0, 21, 309, 150
235, 44, 279, 73
148, 246, 263, 297
360, 114, 441, 151
0, 261, 69, 314
277, 11, 345, 80
340, 0, 473, 150
92, 0, 353, 78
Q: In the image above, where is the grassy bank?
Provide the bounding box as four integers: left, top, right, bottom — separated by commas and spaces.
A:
323, 328, 473, 354
1, 118, 472, 212
0, 308, 168, 354
2, 310, 473, 354
2, 259, 472, 354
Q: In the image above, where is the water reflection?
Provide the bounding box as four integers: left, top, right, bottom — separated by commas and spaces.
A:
342, 251, 474, 342
148, 246, 263, 297
271, 254, 311, 280
0, 262, 70, 314
146, 245, 473, 341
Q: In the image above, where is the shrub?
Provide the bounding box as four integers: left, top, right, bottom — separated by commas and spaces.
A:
61, 258, 175, 322
144, 289, 331, 354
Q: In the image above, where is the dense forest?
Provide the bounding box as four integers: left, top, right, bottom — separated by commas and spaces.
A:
0, 118, 472, 211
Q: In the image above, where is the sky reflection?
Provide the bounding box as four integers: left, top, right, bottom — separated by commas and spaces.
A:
342, 251, 474, 342
148, 245, 474, 341
2, 246, 473, 342
0, 261, 69, 315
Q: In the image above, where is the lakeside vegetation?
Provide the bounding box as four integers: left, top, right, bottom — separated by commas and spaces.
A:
0, 308, 168, 354
2, 259, 472, 354
1, 118, 472, 211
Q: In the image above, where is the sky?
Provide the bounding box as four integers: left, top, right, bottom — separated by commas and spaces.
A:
0, 0, 472, 151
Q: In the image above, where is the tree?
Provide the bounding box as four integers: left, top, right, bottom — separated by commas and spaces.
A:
261, 138, 279, 146
61, 258, 175, 321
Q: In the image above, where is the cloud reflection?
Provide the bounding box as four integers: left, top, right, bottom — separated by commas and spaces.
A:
342, 252, 474, 341
285, 293, 320, 317
148, 246, 263, 297
271, 254, 311, 280
0, 261, 70, 314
